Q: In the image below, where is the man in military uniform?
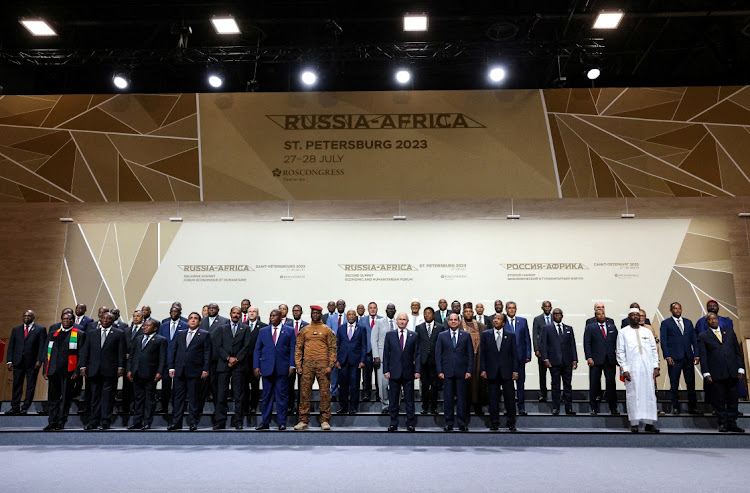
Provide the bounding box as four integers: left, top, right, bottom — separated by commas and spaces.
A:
294, 305, 337, 430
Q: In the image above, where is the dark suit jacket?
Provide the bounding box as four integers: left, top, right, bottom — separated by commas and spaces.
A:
583, 320, 618, 365
541, 323, 578, 367
79, 327, 126, 377
169, 329, 212, 378
585, 316, 615, 326
124, 324, 144, 353
415, 321, 444, 365
246, 321, 267, 359
532, 313, 553, 353
660, 317, 697, 361
622, 317, 650, 328
112, 320, 129, 331
127, 334, 167, 380
215, 322, 252, 372
161, 316, 188, 325
290, 319, 309, 335
480, 329, 519, 380
158, 319, 189, 361
75, 315, 94, 330
435, 329, 474, 378
199, 315, 230, 335
506, 317, 532, 363
434, 310, 451, 325
336, 322, 367, 366
382, 329, 421, 379
253, 325, 296, 376
44, 325, 86, 376
698, 327, 745, 381
322, 312, 335, 324
6, 323, 47, 367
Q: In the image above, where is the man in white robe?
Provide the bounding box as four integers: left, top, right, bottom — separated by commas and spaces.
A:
616, 308, 660, 433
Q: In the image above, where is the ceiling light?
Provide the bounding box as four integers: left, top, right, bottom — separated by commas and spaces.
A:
395, 69, 411, 84
208, 74, 223, 88
211, 16, 240, 34
112, 74, 130, 90
593, 11, 624, 29
403, 14, 428, 32
301, 70, 317, 86
488, 67, 506, 83
586, 68, 601, 80
20, 19, 57, 36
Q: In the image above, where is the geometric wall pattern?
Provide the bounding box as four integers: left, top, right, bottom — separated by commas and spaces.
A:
0, 94, 199, 202
57, 222, 181, 323
544, 86, 750, 198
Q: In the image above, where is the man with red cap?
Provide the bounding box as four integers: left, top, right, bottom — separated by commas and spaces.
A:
294, 305, 337, 430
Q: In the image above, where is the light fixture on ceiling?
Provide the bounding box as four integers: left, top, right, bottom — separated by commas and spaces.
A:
211, 16, 241, 34
112, 72, 130, 90
20, 19, 57, 36
395, 69, 411, 84
586, 67, 601, 80
593, 11, 624, 29
403, 13, 428, 32
488, 66, 506, 83
301, 70, 318, 86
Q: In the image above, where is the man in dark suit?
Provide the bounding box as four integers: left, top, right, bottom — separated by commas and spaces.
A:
698, 312, 745, 432
505, 301, 531, 415
475, 303, 494, 326
79, 312, 126, 430
111, 308, 129, 330
288, 304, 309, 414
140, 305, 154, 323
436, 313, 474, 431
72, 303, 94, 412
358, 302, 380, 403
160, 302, 188, 325
480, 313, 519, 431
5, 310, 47, 415
126, 319, 167, 430
156, 306, 188, 414
43, 312, 85, 430
434, 299, 449, 325
532, 301, 553, 403
621, 302, 650, 328
660, 301, 699, 414
199, 302, 229, 407
415, 307, 443, 414
121, 310, 144, 417
583, 309, 620, 415
335, 309, 367, 414
168, 312, 211, 431
541, 308, 578, 415
585, 302, 615, 326
214, 306, 252, 430
242, 306, 266, 414
73, 303, 94, 330
253, 309, 296, 430
321, 301, 336, 325
278, 304, 294, 326
383, 312, 421, 431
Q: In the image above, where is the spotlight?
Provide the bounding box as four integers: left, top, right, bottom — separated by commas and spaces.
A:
112, 73, 130, 90
211, 16, 240, 34
19, 19, 57, 36
301, 70, 318, 86
488, 67, 506, 83
586, 68, 601, 80
593, 11, 624, 29
395, 69, 411, 84
403, 14, 428, 32
208, 74, 224, 88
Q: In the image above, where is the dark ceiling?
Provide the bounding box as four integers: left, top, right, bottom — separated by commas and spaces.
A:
1, 0, 749, 94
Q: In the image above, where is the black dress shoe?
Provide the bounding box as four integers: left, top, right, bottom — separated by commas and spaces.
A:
18, 408, 28, 415
235, 425, 243, 430
728, 424, 745, 433
508, 425, 517, 432
538, 396, 548, 403
671, 409, 681, 415
84, 424, 98, 430
381, 408, 390, 415
362, 395, 371, 402
5, 409, 20, 415
688, 408, 701, 415
489, 425, 499, 431
631, 425, 639, 433
278, 425, 287, 430
552, 409, 560, 415
407, 426, 416, 432
167, 424, 182, 431
255, 423, 270, 430
566, 410, 577, 415
590, 411, 598, 416
443, 425, 453, 432
388, 425, 398, 432
644, 424, 659, 433
610, 410, 621, 416
459, 426, 469, 432
189, 425, 197, 431
98, 424, 110, 430
719, 425, 729, 432
248, 408, 257, 415
128, 423, 143, 430
213, 424, 226, 430
420, 409, 429, 415
518, 410, 528, 416
349, 409, 357, 415
336, 408, 348, 415
155, 407, 166, 414
141, 425, 151, 430
43, 424, 56, 431
54, 423, 65, 430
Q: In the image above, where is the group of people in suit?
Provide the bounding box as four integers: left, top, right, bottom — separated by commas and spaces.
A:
4, 297, 746, 433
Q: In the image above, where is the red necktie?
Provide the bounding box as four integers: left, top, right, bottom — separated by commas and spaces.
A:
273, 327, 278, 344
243, 313, 247, 323
600, 323, 606, 338
338, 314, 343, 326
295, 321, 299, 336
24, 325, 29, 338
370, 317, 375, 329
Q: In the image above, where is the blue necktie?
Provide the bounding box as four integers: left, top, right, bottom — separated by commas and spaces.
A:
141, 335, 148, 350
452, 332, 457, 348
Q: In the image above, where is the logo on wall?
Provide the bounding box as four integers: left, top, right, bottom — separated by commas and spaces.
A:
500, 263, 589, 270
266, 113, 485, 130
338, 264, 418, 271
178, 265, 255, 272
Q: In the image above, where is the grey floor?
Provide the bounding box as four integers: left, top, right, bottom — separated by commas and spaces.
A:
1, 445, 746, 492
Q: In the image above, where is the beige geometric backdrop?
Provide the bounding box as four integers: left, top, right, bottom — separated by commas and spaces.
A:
545, 86, 750, 198
0, 94, 199, 202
